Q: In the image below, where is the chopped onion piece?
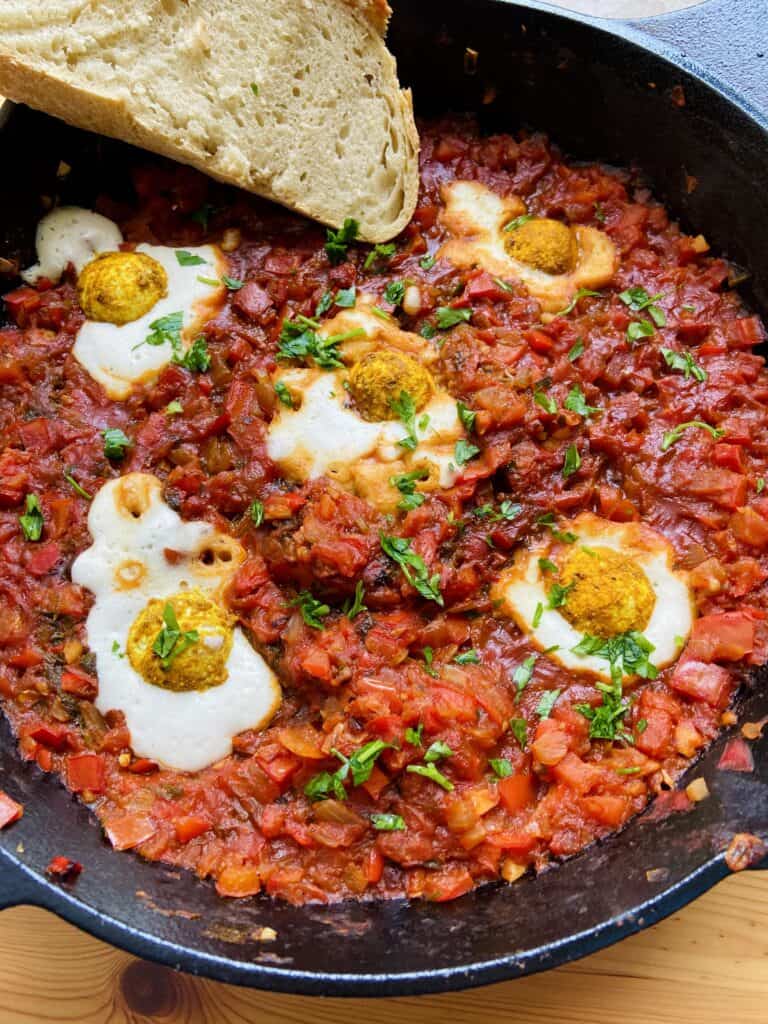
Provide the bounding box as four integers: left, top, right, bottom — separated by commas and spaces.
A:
685, 777, 710, 802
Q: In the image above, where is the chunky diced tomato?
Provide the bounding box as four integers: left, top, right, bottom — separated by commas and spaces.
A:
551, 752, 601, 794
730, 506, 768, 548
581, 795, 630, 827
66, 752, 106, 793
670, 658, 732, 706
104, 813, 156, 851
61, 666, 98, 700
0, 791, 23, 829
498, 773, 536, 813
717, 737, 755, 773
46, 855, 82, 881
174, 815, 211, 843
687, 612, 755, 662
29, 724, 71, 752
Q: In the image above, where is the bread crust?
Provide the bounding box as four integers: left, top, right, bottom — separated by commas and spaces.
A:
0, 0, 418, 242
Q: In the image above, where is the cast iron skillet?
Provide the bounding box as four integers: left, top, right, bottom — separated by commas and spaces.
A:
0, 0, 767, 997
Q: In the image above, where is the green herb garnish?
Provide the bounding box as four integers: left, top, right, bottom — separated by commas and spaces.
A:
152, 603, 199, 669
371, 813, 405, 831
249, 501, 264, 527
290, 590, 331, 629
325, 218, 359, 265
19, 494, 43, 541
555, 288, 602, 317
660, 347, 706, 382
536, 689, 562, 719
436, 306, 471, 330
564, 384, 598, 418
175, 250, 207, 266
406, 762, 454, 791
380, 533, 443, 605
489, 758, 514, 779
342, 580, 367, 618
661, 420, 724, 452
102, 428, 131, 460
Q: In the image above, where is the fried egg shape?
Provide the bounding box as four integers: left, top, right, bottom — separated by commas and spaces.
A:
70, 473, 281, 772
493, 513, 693, 681
266, 304, 467, 513
22, 206, 227, 400
438, 180, 618, 313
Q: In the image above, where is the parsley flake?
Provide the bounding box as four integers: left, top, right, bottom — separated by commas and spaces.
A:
380, 533, 443, 605
406, 762, 454, 791
290, 590, 330, 629
341, 580, 367, 618
564, 384, 599, 418
489, 757, 513, 779
661, 420, 725, 452
555, 288, 602, 317
249, 501, 264, 527
325, 218, 359, 265
19, 494, 43, 541
436, 306, 471, 330
102, 428, 131, 460
152, 603, 199, 669
660, 347, 706, 382
536, 689, 562, 719
175, 250, 207, 266
371, 813, 405, 831
562, 444, 581, 479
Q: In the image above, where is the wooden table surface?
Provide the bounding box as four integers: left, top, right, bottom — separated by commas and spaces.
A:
2, 0, 766, 1020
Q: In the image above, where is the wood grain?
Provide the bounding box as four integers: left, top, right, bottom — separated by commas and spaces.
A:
0, 871, 765, 1023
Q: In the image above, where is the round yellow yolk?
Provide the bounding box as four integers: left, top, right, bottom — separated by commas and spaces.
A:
127, 590, 233, 692
77, 251, 168, 324
505, 218, 577, 275
347, 349, 434, 422
557, 546, 656, 637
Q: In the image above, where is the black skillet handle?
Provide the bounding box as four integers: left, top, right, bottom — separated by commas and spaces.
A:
626, 0, 768, 116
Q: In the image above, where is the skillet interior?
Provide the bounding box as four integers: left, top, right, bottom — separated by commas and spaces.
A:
0, 0, 766, 995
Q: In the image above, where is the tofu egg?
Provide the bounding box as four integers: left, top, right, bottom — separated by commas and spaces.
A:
492, 513, 693, 681
266, 304, 467, 513
438, 180, 618, 313
70, 473, 281, 772
22, 206, 227, 400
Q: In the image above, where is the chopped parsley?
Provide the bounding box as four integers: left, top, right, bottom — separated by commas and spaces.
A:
572, 631, 658, 687
661, 420, 725, 452
562, 444, 581, 479
274, 380, 294, 408
390, 390, 420, 451
454, 649, 480, 665
555, 288, 603, 318
249, 501, 264, 527
371, 813, 405, 831
627, 319, 655, 343
405, 723, 424, 746
364, 242, 396, 270
380, 533, 443, 605
454, 438, 480, 466
250, 82, 259, 96
547, 581, 573, 609
420, 254, 437, 271
533, 386, 558, 415
175, 336, 211, 372
513, 654, 537, 699
196, 275, 221, 287
342, 580, 367, 618
277, 314, 364, 369
489, 757, 513, 779
391, 466, 429, 511
175, 249, 207, 266
758, 478, 766, 495
142, 311, 184, 355
165, 400, 183, 415
509, 717, 528, 750
425, 740, 453, 762
568, 338, 585, 361
290, 590, 330, 629
594, 202, 606, 223
536, 688, 562, 719
325, 218, 359, 265
19, 494, 43, 541
564, 384, 599, 418
456, 400, 476, 432
102, 428, 131, 460
334, 286, 356, 308
473, 500, 521, 522
384, 280, 406, 306
64, 473, 92, 500
406, 762, 454, 791
222, 275, 245, 291
537, 512, 577, 543
152, 603, 199, 669
305, 740, 391, 800
532, 602, 543, 628
661, 347, 707, 382
492, 277, 514, 293
422, 647, 438, 678
435, 306, 471, 330
538, 557, 558, 574
503, 214, 533, 232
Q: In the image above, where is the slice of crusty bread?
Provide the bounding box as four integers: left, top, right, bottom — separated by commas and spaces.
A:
0, 0, 419, 242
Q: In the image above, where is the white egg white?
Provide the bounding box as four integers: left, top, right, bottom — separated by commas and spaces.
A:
72, 243, 226, 400
494, 513, 693, 681
266, 306, 466, 511
22, 206, 124, 284
71, 474, 281, 772
438, 180, 617, 313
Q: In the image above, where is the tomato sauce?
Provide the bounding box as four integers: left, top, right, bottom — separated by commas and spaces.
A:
1, 116, 767, 904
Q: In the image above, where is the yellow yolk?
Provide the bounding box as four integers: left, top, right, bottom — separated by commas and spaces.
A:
127, 590, 234, 692
559, 546, 656, 637
77, 251, 168, 324
505, 218, 576, 275
347, 348, 434, 422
